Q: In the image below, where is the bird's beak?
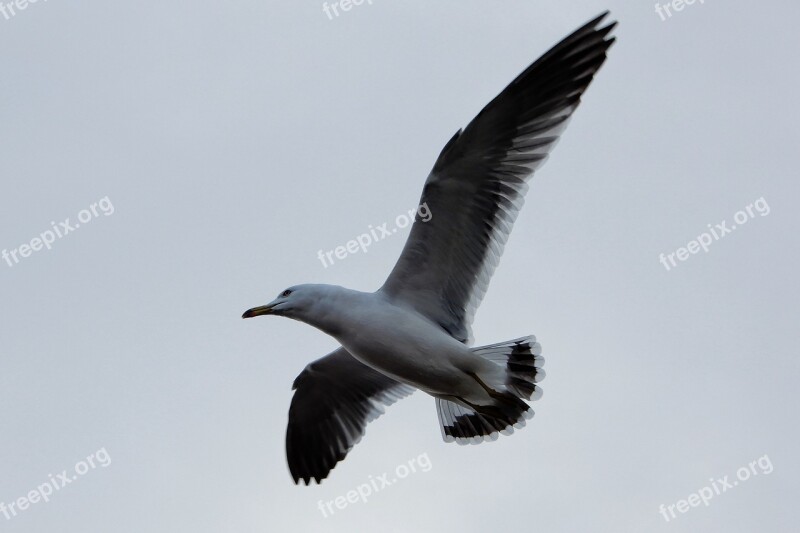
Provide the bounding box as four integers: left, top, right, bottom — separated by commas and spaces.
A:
242, 301, 277, 319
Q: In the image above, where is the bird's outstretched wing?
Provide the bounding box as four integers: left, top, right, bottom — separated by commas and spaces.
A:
380, 12, 616, 344
286, 347, 415, 484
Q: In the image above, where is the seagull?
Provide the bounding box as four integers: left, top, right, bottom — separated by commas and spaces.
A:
243, 11, 615, 485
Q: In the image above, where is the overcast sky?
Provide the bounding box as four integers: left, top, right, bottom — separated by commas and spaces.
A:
1, 1, 798, 531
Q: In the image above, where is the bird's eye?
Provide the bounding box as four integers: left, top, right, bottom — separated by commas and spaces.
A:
281, 289, 292, 297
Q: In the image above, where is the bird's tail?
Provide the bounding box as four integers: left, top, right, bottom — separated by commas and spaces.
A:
436, 336, 545, 444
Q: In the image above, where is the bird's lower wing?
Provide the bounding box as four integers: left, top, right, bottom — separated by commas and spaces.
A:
286, 347, 415, 484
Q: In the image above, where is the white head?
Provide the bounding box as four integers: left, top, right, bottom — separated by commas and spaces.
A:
242, 284, 346, 334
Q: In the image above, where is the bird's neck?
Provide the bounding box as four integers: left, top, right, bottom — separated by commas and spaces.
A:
296, 288, 365, 339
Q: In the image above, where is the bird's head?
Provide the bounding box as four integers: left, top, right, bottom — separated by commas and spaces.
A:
242, 284, 347, 326
242, 284, 351, 336
242, 285, 309, 320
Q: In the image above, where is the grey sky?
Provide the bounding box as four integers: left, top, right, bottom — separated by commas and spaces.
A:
1, 1, 798, 531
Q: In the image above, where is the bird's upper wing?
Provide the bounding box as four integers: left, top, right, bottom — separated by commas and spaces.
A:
286, 346, 415, 484
379, 12, 616, 344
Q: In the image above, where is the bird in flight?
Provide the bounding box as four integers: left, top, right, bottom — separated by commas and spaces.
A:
243, 11, 615, 485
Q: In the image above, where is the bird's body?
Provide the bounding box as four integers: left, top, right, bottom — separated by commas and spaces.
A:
243, 11, 616, 484
299, 285, 500, 401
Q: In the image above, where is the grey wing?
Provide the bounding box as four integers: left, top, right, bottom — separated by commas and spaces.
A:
379, 12, 616, 344
286, 347, 415, 484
